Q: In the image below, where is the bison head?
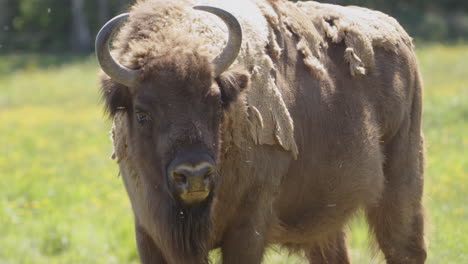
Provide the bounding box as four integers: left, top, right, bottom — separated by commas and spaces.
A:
96, 6, 249, 207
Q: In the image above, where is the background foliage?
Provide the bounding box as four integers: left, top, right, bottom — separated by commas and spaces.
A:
0, 0, 468, 53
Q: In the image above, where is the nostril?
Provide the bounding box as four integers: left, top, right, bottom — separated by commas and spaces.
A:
172, 172, 187, 186
203, 169, 214, 183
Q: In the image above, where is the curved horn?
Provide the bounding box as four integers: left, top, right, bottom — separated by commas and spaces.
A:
95, 13, 139, 87
193, 6, 242, 76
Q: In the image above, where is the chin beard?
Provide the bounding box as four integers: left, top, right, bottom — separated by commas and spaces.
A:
165, 192, 214, 261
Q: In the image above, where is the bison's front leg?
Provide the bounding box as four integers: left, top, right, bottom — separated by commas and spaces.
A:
135, 225, 167, 264
221, 220, 267, 264
220, 197, 272, 264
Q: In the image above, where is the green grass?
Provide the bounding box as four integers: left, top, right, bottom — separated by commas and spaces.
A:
0, 45, 466, 263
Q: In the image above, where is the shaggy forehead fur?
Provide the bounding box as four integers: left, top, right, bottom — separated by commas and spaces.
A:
114, 0, 221, 73
121, 27, 214, 87
130, 37, 214, 89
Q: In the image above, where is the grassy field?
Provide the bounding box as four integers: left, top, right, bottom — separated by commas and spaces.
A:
0, 44, 466, 263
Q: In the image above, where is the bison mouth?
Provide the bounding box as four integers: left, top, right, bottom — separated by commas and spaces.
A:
180, 191, 211, 205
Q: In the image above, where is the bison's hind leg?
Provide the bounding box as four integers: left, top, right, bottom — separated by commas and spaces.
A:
305, 231, 350, 264
365, 114, 427, 263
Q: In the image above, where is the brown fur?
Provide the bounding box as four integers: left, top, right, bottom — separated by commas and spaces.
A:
100, 0, 426, 263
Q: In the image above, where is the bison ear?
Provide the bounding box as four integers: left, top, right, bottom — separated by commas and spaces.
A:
100, 73, 132, 117
215, 70, 250, 108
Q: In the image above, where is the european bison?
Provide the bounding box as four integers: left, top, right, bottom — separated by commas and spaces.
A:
96, 0, 426, 263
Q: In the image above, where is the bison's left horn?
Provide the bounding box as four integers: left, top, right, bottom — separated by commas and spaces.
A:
95, 13, 140, 87
193, 6, 242, 76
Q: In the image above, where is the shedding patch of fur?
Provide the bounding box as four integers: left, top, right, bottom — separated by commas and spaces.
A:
112, 111, 129, 163
295, 1, 413, 76
247, 104, 264, 144
192, 0, 299, 158
267, 27, 283, 60
111, 111, 144, 196
344, 47, 366, 76
237, 51, 299, 159
297, 38, 326, 78
260, 0, 329, 81
111, 111, 144, 188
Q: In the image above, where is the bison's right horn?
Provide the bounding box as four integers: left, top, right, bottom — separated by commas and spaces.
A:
95, 13, 139, 88
193, 6, 242, 76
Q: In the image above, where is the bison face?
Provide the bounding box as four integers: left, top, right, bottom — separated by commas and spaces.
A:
97, 6, 246, 207
101, 59, 249, 206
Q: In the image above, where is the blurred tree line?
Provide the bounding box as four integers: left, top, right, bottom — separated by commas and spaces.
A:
0, 0, 133, 52
0, 0, 467, 53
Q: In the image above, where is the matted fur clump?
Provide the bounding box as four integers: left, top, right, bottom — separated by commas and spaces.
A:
295, 1, 414, 75
257, 0, 414, 78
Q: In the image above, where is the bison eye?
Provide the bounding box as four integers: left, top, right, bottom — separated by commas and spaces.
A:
135, 111, 152, 124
